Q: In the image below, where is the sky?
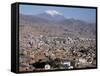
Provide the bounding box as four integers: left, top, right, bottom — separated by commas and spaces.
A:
19, 4, 96, 23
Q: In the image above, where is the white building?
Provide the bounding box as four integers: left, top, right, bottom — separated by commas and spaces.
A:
44, 64, 51, 70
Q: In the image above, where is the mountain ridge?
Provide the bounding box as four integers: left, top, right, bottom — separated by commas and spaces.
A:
19, 13, 96, 38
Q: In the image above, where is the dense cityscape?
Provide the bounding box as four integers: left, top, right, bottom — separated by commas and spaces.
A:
19, 25, 96, 71
19, 8, 96, 72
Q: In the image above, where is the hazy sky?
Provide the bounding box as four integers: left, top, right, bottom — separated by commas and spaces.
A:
19, 4, 96, 23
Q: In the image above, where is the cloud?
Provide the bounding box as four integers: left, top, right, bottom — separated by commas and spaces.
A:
45, 10, 62, 16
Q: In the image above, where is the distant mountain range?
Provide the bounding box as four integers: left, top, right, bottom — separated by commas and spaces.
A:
19, 11, 96, 38
37, 10, 66, 22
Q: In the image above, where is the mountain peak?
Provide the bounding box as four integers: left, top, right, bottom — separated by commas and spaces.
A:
45, 10, 63, 17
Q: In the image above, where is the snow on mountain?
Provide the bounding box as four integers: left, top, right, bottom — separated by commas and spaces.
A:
37, 10, 66, 22
45, 10, 63, 17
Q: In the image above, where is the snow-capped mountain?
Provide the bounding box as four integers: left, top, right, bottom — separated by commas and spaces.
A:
37, 10, 66, 22
19, 10, 96, 38
45, 10, 62, 17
